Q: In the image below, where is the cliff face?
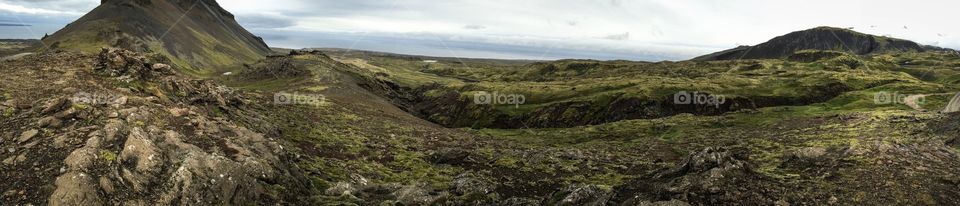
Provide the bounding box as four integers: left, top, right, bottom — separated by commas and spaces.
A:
44, 0, 271, 69
694, 27, 926, 61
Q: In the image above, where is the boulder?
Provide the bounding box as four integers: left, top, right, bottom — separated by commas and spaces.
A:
49, 172, 103, 206
543, 184, 611, 206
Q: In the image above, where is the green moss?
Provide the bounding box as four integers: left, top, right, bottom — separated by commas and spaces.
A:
100, 150, 117, 162
493, 156, 521, 168
2, 107, 14, 117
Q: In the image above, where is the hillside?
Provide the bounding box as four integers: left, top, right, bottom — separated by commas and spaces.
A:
694, 27, 927, 61
41, 0, 271, 70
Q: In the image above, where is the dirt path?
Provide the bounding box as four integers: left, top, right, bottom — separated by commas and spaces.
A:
941, 93, 960, 113
905, 93, 954, 112
1, 52, 33, 61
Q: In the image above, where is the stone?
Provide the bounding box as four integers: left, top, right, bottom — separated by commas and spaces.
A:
14, 154, 26, 163
49, 172, 103, 206
325, 182, 357, 196
18, 129, 39, 144
64, 147, 98, 171
119, 128, 164, 192
452, 172, 494, 195
40, 98, 68, 114
637, 200, 692, 206
544, 184, 611, 206
392, 184, 437, 206
38, 116, 63, 128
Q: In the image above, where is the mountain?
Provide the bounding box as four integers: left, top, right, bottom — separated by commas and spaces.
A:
693, 26, 926, 61
42, 0, 271, 69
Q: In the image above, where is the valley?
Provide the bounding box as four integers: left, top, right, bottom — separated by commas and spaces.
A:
2, 0, 960, 205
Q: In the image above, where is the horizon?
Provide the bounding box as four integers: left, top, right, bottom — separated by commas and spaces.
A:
1, 0, 958, 61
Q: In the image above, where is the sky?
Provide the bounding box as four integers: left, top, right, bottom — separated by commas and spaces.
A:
1, 0, 958, 61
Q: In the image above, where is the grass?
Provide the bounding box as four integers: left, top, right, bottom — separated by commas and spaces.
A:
184, 48, 960, 204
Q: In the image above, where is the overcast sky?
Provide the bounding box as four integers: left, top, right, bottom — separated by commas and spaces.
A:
1, 0, 958, 61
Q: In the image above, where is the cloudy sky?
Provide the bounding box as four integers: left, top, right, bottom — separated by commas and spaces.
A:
1, 0, 958, 61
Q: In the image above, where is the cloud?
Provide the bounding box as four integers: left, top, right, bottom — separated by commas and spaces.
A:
603, 32, 629, 41
235, 13, 297, 29
0, 23, 30, 26
0, 0, 93, 15
1, 0, 960, 60
463, 25, 485, 30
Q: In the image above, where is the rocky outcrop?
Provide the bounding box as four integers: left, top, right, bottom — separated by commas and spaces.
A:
611, 147, 781, 205
237, 56, 311, 81
94, 48, 172, 80
26, 49, 311, 205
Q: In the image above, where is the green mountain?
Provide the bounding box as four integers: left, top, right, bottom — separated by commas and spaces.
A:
694, 27, 926, 61
42, 0, 271, 70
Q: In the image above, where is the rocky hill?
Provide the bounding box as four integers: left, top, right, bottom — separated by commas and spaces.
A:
41, 0, 271, 70
694, 27, 926, 61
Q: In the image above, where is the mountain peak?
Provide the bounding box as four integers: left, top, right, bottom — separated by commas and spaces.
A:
45, 0, 268, 70
693, 26, 925, 61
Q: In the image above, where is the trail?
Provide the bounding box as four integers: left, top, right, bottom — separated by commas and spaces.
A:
941, 92, 960, 113
0, 52, 33, 61
905, 93, 954, 112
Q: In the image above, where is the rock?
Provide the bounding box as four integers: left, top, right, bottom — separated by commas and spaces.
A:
501, 197, 541, 206
38, 116, 63, 128
392, 184, 438, 205
325, 182, 357, 196
112, 96, 128, 107
160, 78, 245, 108
612, 147, 780, 205
56, 107, 79, 119
637, 200, 693, 206
40, 98, 68, 114
94, 48, 151, 79
18, 129, 39, 144
543, 184, 611, 206
151, 63, 172, 74
99, 177, 115, 194
427, 148, 471, 165
119, 128, 163, 192
23, 141, 38, 149
53, 134, 72, 148
64, 147, 98, 171
49, 172, 103, 206
102, 120, 125, 143
2, 190, 16, 198
167, 107, 189, 117
3, 156, 14, 165
451, 172, 494, 195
